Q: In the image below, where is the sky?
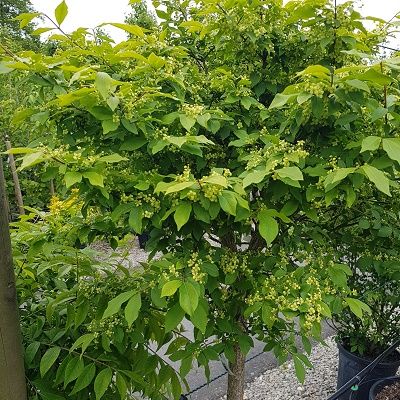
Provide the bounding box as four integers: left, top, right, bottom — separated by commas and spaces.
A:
31, 0, 400, 45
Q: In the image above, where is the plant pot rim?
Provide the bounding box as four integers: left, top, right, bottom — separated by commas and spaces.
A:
337, 341, 400, 367
370, 376, 400, 399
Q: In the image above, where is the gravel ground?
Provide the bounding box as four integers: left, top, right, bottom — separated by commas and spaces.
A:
237, 337, 338, 400
90, 237, 150, 268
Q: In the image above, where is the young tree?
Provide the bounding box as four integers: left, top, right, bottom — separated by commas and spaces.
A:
0, 156, 27, 400
2, 1, 399, 399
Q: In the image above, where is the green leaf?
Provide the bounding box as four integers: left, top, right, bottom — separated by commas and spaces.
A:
192, 304, 208, 334
345, 79, 370, 93
102, 119, 120, 134
71, 363, 96, 395
361, 165, 391, 196
107, 23, 144, 37
261, 304, 275, 328
0, 61, 14, 74
382, 138, 400, 164
371, 107, 387, 122
345, 298, 371, 319
197, 113, 211, 128
40, 346, 61, 376
83, 171, 104, 187
258, 210, 279, 246
179, 282, 199, 316
64, 171, 82, 188
276, 166, 303, 181
25, 341, 40, 364
120, 136, 147, 151
165, 303, 185, 332
55, 0, 68, 25
32, 27, 55, 35
330, 167, 356, 185
242, 169, 268, 188
358, 68, 393, 86
94, 368, 112, 400
201, 174, 228, 187
161, 280, 182, 297
361, 136, 381, 153
328, 265, 348, 287
116, 373, 128, 399
147, 53, 165, 69
218, 191, 237, 216
269, 93, 297, 109
98, 154, 127, 163
318, 301, 332, 318
293, 355, 306, 384
95, 72, 117, 101
129, 206, 143, 233
70, 333, 95, 353
102, 291, 135, 319
20, 151, 46, 170
64, 357, 84, 388
124, 294, 141, 327
111, 203, 134, 222
107, 96, 119, 110
180, 114, 196, 131
164, 181, 195, 194
174, 203, 192, 230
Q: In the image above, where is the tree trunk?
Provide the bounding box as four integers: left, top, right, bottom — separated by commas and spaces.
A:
226, 344, 246, 400
5, 135, 25, 216
50, 179, 55, 197
0, 157, 27, 400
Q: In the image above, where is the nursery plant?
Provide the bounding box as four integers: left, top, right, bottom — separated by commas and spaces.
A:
331, 192, 400, 358
2, 0, 400, 399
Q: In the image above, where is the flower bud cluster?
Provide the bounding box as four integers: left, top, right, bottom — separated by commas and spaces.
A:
181, 104, 204, 118
220, 252, 251, 276
187, 252, 206, 283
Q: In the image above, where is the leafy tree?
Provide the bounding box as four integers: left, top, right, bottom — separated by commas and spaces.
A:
0, 0, 40, 50
125, 0, 157, 31
1, 1, 400, 400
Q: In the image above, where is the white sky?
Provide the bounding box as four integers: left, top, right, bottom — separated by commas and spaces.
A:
31, 0, 400, 46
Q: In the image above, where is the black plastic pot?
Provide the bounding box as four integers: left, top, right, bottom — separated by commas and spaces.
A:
336, 343, 400, 400
369, 376, 400, 399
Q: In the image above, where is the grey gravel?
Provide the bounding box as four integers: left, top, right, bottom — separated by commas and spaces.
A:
90, 237, 151, 268
233, 337, 338, 400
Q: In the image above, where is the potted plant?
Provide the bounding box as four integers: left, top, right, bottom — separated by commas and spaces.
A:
370, 376, 400, 400
329, 196, 400, 400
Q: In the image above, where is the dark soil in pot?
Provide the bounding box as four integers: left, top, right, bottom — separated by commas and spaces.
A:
370, 377, 400, 400
336, 343, 400, 400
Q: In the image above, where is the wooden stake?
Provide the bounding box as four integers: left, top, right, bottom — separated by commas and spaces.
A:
0, 156, 11, 222
0, 156, 27, 400
5, 135, 24, 215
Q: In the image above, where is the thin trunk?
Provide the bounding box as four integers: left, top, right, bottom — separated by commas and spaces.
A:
50, 179, 55, 197
226, 344, 246, 400
5, 135, 25, 216
0, 157, 27, 400
0, 157, 10, 222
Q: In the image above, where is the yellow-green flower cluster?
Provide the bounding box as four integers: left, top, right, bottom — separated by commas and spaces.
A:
162, 263, 180, 280
177, 165, 192, 183
188, 252, 206, 283
246, 263, 337, 332
134, 193, 161, 218
181, 103, 204, 118
220, 252, 251, 276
